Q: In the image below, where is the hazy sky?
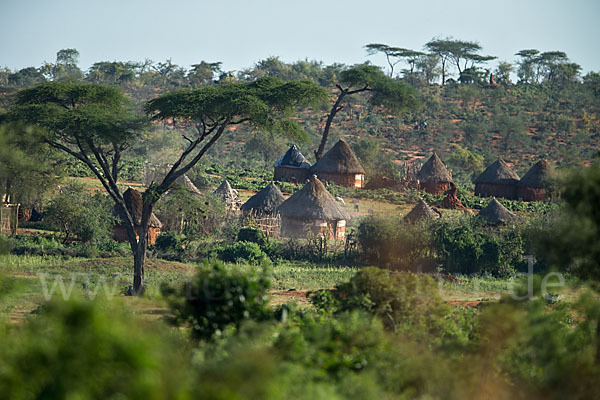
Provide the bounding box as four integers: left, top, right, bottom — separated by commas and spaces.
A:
2, 0, 599, 76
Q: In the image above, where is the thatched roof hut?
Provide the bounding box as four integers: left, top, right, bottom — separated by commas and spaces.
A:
517, 160, 552, 201
273, 145, 312, 183
474, 158, 520, 199
312, 139, 366, 188
404, 199, 439, 223
277, 176, 350, 239
176, 175, 203, 197
241, 182, 285, 216
417, 153, 453, 194
113, 188, 162, 245
213, 179, 241, 210
477, 198, 519, 225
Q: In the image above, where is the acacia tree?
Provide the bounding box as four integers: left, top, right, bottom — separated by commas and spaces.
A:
515, 49, 542, 84
365, 43, 425, 84
6, 78, 326, 294
425, 38, 495, 85
314, 64, 419, 160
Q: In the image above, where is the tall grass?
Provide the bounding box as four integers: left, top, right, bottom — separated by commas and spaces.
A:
0, 254, 75, 272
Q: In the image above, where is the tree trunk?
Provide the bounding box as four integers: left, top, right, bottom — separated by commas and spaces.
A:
441, 58, 446, 85
596, 316, 600, 364
315, 90, 346, 161
131, 195, 154, 295
132, 241, 146, 295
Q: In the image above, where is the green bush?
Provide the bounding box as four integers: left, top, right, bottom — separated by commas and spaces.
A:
312, 267, 475, 344
7, 234, 129, 259
356, 215, 435, 271
217, 241, 270, 265
0, 299, 191, 399
162, 260, 273, 340
154, 231, 185, 253
45, 185, 116, 243
237, 226, 268, 248
433, 217, 524, 276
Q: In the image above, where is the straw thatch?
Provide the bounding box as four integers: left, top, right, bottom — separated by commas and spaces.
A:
474, 158, 520, 199
477, 198, 519, 225
176, 175, 203, 197
312, 139, 365, 175
274, 145, 312, 169
517, 160, 553, 201
417, 153, 453, 183
404, 199, 439, 223
474, 158, 520, 185
213, 179, 240, 208
518, 160, 552, 188
241, 182, 285, 215
114, 188, 162, 228
277, 176, 350, 221
416, 153, 453, 194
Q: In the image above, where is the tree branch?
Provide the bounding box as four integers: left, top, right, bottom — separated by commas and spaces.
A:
156, 118, 230, 196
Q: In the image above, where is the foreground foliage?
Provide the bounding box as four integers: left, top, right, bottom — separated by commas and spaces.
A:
1, 263, 598, 399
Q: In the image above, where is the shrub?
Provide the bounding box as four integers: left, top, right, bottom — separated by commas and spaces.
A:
237, 226, 268, 248
217, 241, 270, 265
0, 299, 191, 399
356, 215, 435, 271
45, 185, 115, 243
154, 231, 185, 253
432, 216, 525, 276
311, 267, 476, 345
162, 260, 273, 340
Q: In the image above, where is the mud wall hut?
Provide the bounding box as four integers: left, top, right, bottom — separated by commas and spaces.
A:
517, 160, 552, 201
311, 140, 365, 188
241, 182, 285, 216
113, 188, 162, 245
417, 153, 453, 195
474, 158, 520, 200
277, 176, 350, 240
273, 145, 312, 183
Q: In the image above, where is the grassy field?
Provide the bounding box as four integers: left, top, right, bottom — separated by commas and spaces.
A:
2, 254, 593, 323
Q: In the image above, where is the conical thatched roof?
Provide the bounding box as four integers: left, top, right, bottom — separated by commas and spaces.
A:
213, 179, 240, 206
477, 198, 519, 225
474, 158, 520, 185
277, 176, 350, 221
241, 182, 285, 214
518, 160, 552, 188
417, 153, 453, 183
175, 175, 203, 197
312, 139, 365, 175
274, 145, 311, 169
114, 188, 162, 228
404, 199, 439, 223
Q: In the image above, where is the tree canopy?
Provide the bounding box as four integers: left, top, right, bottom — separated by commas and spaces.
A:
314, 64, 419, 160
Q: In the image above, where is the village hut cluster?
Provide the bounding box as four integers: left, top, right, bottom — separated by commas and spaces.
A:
4, 140, 548, 241
274, 140, 365, 188
474, 158, 553, 201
